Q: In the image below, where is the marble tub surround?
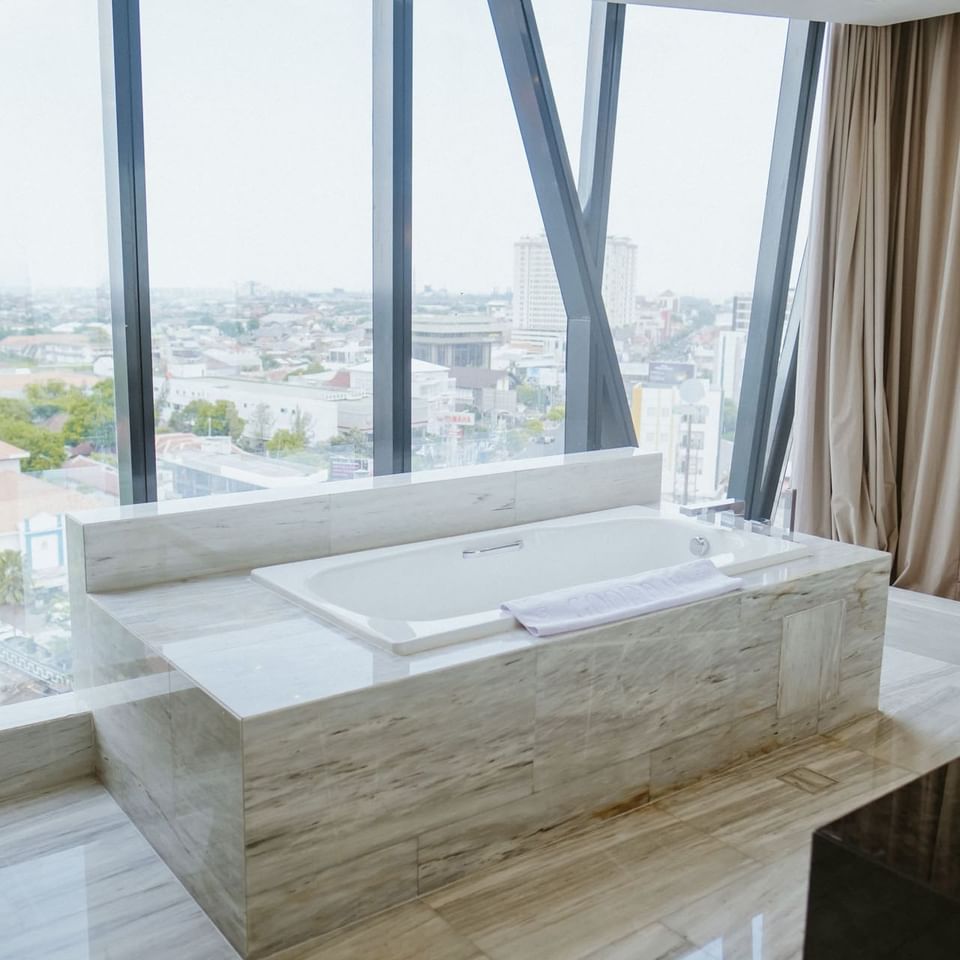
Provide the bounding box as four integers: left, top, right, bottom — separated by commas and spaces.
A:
73, 520, 892, 957
78, 594, 247, 953
8, 644, 960, 960
68, 447, 662, 593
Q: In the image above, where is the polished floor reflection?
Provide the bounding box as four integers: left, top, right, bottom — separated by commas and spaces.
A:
2, 625, 959, 959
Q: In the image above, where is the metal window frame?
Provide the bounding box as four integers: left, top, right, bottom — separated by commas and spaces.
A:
91, 1, 821, 500
99, 0, 157, 504
488, 0, 636, 454
728, 19, 824, 519
372, 0, 413, 476
756, 244, 808, 521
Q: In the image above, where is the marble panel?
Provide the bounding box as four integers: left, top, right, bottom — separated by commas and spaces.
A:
817, 666, 882, 733
169, 670, 245, 952
514, 450, 661, 523
417, 751, 651, 892
79, 602, 246, 953
426, 804, 756, 960
742, 556, 890, 625
533, 615, 762, 790
328, 469, 517, 553
841, 580, 888, 679
243, 650, 535, 901
658, 736, 914, 863
91, 574, 302, 650
0, 691, 87, 732
0, 780, 238, 960
649, 704, 817, 798
79, 492, 332, 592
246, 839, 418, 959
0, 713, 93, 803
270, 901, 485, 960
777, 600, 844, 717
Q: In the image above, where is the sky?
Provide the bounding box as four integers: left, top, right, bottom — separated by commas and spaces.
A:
0, 0, 794, 300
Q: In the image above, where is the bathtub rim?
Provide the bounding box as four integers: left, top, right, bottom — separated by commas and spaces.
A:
251, 505, 812, 655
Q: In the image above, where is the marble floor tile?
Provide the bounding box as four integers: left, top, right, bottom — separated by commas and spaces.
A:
661, 847, 811, 960
0, 779, 238, 960
578, 922, 698, 960
878, 648, 960, 716
657, 736, 915, 863
269, 901, 486, 960
828, 697, 960, 775
426, 804, 757, 960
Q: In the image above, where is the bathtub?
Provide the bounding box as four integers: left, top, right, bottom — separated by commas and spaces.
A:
251, 505, 810, 655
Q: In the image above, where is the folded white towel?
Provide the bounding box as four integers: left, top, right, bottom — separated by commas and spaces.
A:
501, 559, 743, 637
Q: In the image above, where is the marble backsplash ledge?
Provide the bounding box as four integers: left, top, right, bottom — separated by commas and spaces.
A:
68, 449, 662, 593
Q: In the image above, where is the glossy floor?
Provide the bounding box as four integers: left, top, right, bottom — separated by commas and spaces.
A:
2, 605, 958, 960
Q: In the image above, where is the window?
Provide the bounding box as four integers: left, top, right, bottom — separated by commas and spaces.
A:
0, 0, 120, 705
411, 0, 566, 471
140, 0, 373, 498
608, 7, 789, 505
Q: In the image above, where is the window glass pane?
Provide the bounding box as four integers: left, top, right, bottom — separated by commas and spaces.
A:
609, 7, 788, 505
412, 0, 566, 470
141, 0, 373, 498
0, 1, 119, 706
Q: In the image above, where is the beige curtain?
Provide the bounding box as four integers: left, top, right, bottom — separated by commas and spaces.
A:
795, 14, 960, 600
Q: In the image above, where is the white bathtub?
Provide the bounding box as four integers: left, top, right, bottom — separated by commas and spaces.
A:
252, 506, 809, 655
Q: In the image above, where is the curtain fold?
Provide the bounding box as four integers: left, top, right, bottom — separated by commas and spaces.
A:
795, 14, 960, 599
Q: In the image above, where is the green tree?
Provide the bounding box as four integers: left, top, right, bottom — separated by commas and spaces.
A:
0, 550, 24, 607
546, 405, 564, 422
24, 380, 73, 419
516, 384, 542, 409
63, 380, 116, 450
169, 400, 245, 441
330, 427, 372, 459
266, 428, 306, 455
0, 418, 66, 471
0, 398, 31, 423
248, 403, 275, 448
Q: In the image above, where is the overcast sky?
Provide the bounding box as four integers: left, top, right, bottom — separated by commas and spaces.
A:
0, 0, 793, 300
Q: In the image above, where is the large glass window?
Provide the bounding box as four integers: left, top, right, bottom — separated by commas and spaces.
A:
608, 7, 789, 505
140, 0, 373, 497
411, 0, 566, 471
0, 1, 120, 705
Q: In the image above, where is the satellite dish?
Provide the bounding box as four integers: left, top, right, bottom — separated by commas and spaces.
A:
678, 378, 706, 404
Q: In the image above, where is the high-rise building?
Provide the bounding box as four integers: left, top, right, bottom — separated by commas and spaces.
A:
731, 292, 753, 331
512, 234, 637, 332
601, 236, 638, 329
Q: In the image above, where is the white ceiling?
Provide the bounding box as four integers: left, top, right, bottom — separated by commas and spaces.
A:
620, 0, 960, 25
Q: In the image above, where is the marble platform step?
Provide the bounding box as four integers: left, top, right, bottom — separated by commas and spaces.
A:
0, 779, 239, 960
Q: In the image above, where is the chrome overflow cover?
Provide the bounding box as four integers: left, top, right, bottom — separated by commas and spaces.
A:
689, 536, 710, 558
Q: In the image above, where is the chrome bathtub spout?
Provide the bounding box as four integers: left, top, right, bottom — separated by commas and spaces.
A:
679, 499, 745, 524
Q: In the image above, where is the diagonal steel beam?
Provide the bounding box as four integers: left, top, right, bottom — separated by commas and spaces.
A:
578, 0, 625, 274
488, 0, 635, 453
372, 0, 413, 475
578, 0, 631, 450
756, 244, 807, 521
728, 19, 823, 518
